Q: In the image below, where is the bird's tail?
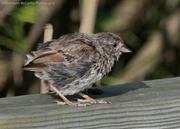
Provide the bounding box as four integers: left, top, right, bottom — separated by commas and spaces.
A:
24, 54, 34, 65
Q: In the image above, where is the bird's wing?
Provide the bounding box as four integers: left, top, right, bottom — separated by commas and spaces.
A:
23, 33, 97, 86
22, 33, 96, 77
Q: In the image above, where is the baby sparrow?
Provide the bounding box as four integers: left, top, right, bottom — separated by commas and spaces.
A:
23, 32, 131, 106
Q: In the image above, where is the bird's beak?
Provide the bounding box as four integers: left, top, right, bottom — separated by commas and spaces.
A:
120, 45, 132, 53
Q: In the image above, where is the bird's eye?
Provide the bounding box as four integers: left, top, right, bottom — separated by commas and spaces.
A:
113, 43, 117, 47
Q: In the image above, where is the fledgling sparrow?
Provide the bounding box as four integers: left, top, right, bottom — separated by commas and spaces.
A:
22, 32, 131, 106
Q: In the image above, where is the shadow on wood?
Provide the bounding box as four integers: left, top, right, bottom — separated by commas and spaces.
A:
49, 81, 149, 102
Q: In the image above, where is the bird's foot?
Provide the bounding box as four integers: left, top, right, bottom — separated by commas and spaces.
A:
55, 100, 90, 107
78, 93, 111, 104
49, 83, 90, 107
77, 98, 110, 104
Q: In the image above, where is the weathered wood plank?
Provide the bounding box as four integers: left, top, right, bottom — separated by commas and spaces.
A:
0, 77, 180, 129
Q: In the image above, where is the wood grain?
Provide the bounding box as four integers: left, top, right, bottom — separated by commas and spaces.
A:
0, 77, 180, 128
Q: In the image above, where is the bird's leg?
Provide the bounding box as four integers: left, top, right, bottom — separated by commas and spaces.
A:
48, 83, 88, 107
78, 92, 109, 104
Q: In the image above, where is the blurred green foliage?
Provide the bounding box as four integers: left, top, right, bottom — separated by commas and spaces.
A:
0, 19, 27, 53
15, 3, 37, 23
0, 1, 37, 53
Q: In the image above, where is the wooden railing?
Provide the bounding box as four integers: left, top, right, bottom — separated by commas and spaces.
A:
0, 77, 180, 128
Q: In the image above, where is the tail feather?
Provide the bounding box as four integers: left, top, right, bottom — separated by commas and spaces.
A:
23, 54, 47, 72
24, 54, 34, 65
22, 63, 47, 72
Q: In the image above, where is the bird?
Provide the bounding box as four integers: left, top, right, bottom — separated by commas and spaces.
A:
22, 32, 131, 106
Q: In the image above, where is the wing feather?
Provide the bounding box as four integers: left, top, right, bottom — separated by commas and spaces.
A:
23, 33, 97, 85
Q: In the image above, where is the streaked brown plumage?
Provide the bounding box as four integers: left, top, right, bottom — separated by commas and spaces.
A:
23, 32, 131, 106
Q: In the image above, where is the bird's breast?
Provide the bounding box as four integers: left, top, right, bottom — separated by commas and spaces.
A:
97, 56, 115, 77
